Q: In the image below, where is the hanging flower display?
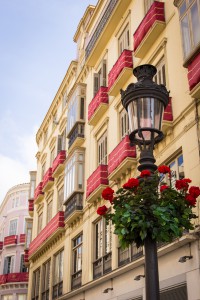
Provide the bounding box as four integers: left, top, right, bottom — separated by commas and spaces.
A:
97, 166, 199, 248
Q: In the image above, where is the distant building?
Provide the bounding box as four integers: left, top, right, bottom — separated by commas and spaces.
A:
0, 183, 32, 300
27, 0, 200, 299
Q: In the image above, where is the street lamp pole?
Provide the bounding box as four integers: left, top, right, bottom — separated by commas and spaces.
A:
121, 64, 169, 300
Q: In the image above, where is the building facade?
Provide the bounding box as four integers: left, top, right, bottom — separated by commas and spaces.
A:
0, 183, 31, 300
27, 0, 200, 299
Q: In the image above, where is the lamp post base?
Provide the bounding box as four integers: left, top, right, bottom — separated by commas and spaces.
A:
144, 236, 160, 300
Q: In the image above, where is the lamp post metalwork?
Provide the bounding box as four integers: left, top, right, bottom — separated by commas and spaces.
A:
121, 64, 169, 300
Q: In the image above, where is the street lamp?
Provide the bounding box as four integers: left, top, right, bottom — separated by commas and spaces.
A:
121, 64, 169, 300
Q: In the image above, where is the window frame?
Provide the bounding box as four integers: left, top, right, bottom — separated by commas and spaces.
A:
119, 108, 129, 140
97, 131, 108, 165
41, 259, 51, 299
9, 219, 18, 236
93, 59, 107, 97
118, 23, 130, 56
32, 268, 40, 300
71, 233, 83, 290
53, 249, 64, 299
177, 0, 200, 64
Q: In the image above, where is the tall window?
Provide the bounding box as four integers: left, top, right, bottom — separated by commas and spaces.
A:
72, 234, 83, 290
25, 221, 32, 249
144, 0, 155, 14
64, 151, 84, 201
118, 24, 130, 55
57, 130, 66, 155
9, 219, 18, 236
178, 0, 200, 60
47, 201, 53, 224
93, 218, 112, 279
20, 254, 27, 272
154, 58, 166, 86
97, 132, 107, 165
29, 172, 36, 199
67, 86, 86, 136
38, 212, 43, 234
3, 256, 15, 274
93, 60, 107, 96
53, 250, 64, 299
32, 268, 40, 300
42, 260, 51, 300
57, 186, 64, 211
41, 162, 46, 180
50, 147, 56, 166
120, 109, 129, 140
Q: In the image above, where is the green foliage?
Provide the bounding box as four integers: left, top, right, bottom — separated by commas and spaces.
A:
105, 175, 197, 248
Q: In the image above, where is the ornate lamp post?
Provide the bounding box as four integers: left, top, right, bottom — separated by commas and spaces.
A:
121, 64, 169, 300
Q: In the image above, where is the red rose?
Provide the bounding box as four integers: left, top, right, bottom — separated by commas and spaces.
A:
158, 165, 170, 174
140, 170, 151, 177
175, 179, 189, 190
160, 185, 169, 192
102, 187, 114, 202
183, 178, 192, 183
97, 205, 108, 215
189, 186, 200, 198
123, 178, 139, 189
185, 194, 197, 206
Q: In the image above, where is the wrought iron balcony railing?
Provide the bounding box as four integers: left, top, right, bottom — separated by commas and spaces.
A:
93, 252, 112, 279
68, 123, 85, 149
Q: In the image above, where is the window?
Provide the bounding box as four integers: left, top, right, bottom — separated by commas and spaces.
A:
20, 254, 27, 273
97, 131, 107, 165
53, 250, 64, 299
144, 0, 155, 14
118, 24, 130, 55
25, 221, 32, 249
72, 234, 82, 290
178, 0, 200, 60
57, 186, 64, 211
32, 268, 40, 300
57, 130, 66, 155
2, 296, 13, 300
93, 60, 107, 96
29, 172, 36, 199
43, 130, 48, 146
160, 154, 185, 188
38, 212, 43, 234
18, 295, 27, 300
64, 150, 84, 201
66, 86, 86, 136
120, 109, 129, 140
42, 260, 51, 300
93, 218, 112, 279
154, 58, 166, 86
3, 256, 15, 274
41, 162, 46, 180
9, 219, 17, 236
50, 147, 56, 166
47, 201, 53, 224
118, 243, 143, 267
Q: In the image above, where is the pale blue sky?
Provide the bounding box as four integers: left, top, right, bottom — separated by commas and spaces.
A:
0, 0, 97, 203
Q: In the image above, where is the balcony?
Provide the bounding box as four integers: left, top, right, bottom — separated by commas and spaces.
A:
4, 235, 18, 247
64, 193, 83, 225
85, 0, 132, 66
71, 270, 82, 290
29, 211, 65, 258
188, 52, 200, 98
93, 252, 112, 279
108, 50, 133, 96
162, 97, 173, 134
68, 123, 85, 152
88, 87, 108, 126
0, 241, 3, 251
118, 244, 143, 267
34, 182, 44, 204
42, 168, 54, 192
52, 150, 66, 178
108, 136, 137, 181
0, 273, 29, 285
134, 1, 165, 58
86, 165, 109, 203
19, 234, 26, 244
28, 199, 34, 217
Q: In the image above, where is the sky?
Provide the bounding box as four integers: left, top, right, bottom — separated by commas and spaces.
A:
0, 0, 97, 204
